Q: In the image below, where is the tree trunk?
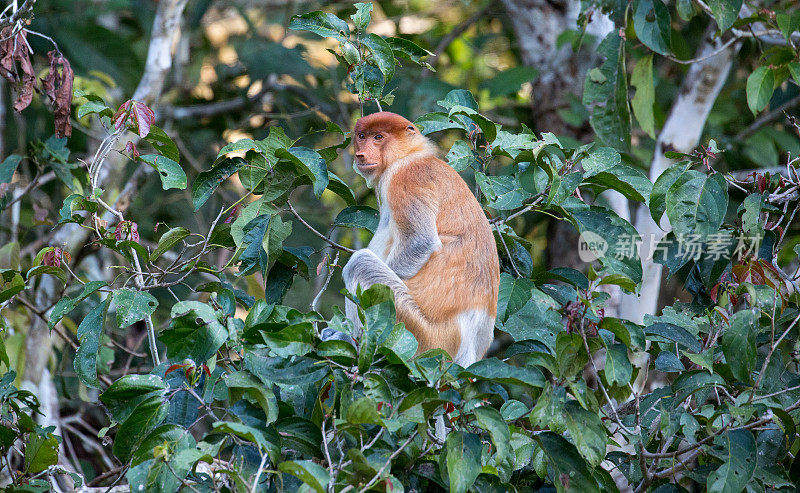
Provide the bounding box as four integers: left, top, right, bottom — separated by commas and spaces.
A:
619, 30, 739, 324
501, 0, 614, 277
22, 0, 189, 416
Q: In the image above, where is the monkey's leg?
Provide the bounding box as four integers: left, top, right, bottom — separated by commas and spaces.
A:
343, 249, 463, 360
342, 249, 413, 337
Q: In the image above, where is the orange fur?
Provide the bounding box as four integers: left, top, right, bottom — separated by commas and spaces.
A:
349, 112, 500, 362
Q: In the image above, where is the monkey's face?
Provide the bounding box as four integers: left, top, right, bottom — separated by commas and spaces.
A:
353, 112, 422, 182
353, 130, 389, 178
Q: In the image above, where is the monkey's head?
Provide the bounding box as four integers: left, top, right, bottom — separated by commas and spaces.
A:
353, 112, 429, 182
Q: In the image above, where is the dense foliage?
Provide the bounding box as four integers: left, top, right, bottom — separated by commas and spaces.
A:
0, 0, 799, 491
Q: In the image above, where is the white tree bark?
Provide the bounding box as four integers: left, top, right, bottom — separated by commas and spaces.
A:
23, 0, 188, 387
20, 6, 190, 470
618, 32, 739, 324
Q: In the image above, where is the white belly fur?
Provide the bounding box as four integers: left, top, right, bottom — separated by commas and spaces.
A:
367, 200, 392, 262
454, 309, 495, 367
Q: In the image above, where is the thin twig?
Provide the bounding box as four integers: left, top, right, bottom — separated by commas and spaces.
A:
287, 201, 355, 253
356, 431, 418, 493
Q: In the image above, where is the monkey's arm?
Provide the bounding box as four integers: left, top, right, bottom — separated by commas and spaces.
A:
385, 190, 440, 280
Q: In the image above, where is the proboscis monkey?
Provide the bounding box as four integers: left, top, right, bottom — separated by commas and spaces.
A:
342, 112, 499, 367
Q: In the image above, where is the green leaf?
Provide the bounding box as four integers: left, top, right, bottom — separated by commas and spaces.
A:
473, 406, 512, 465
0, 270, 24, 303
476, 172, 530, 210
0, 155, 22, 184
276, 147, 328, 197
655, 350, 685, 372
224, 371, 279, 425
326, 172, 356, 205
49, 281, 107, 329
500, 400, 529, 421
112, 395, 169, 463
707, 0, 743, 32
672, 370, 725, 402
279, 460, 330, 493
192, 157, 244, 211
497, 273, 535, 321
58, 194, 98, 225
162, 301, 227, 363
151, 227, 191, 262
644, 322, 702, 353
362, 33, 395, 83
379, 321, 418, 364
74, 298, 110, 388
746, 67, 775, 116
583, 31, 630, 152
130, 424, 189, 467
289, 11, 350, 41
631, 53, 656, 138
563, 400, 607, 467
350, 2, 372, 30
144, 125, 180, 163
212, 421, 277, 455
25, 265, 68, 284
479, 67, 539, 97
448, 107, 498, 142
113, 289, 158, 328
334, 205, 379, 233
665, 172, 728, 238
414, 112, 466, 135
777, 12, 800, 43
598, 273, 638, 292
446, 140, 480, 172
385, 37, 433, 66
536, 432, 600, 492
127, 426, 199, 493
443, 432, 482, 493
239, 214, 271, 279
649, 162, 691, 224
138, 154, 187, 190
603, 343, 632, 386
740, 193, 764, 234
24, 432, 59, 474
707, 430, 757, 492
460, 358, 546, 388
101, 374, 166, 406
76, 100, 112, 119
599, 317, 646, 350
437, 89, 479, 111
571, 208, 642, 285
633, 0, 672, 55
788, 62, 800, 88
676, 0, 695, 20
582, 147, 652, 202
721, 310, 756, 383
347, 397, 384, 425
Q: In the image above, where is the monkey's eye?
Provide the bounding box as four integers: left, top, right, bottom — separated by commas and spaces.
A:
374, 133, 383, 140
358, 133, 366, 140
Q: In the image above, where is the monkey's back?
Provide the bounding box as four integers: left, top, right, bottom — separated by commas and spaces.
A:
394, 158, 500, 324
